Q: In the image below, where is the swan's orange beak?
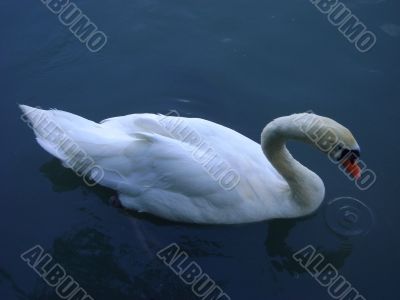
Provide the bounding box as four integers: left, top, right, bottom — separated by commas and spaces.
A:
342, 159, 361, 179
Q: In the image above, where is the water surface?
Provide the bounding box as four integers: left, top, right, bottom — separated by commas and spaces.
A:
1, 0, 399, 299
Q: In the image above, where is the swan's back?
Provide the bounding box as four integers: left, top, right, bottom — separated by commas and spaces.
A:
20, 105, 292, 223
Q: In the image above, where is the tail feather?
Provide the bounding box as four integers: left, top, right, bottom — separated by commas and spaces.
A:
20, 105, 98, 159
20, 105, 135, 190
20, 105, 126, 169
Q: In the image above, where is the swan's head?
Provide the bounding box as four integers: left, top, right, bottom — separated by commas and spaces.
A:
293, 113, 362, 179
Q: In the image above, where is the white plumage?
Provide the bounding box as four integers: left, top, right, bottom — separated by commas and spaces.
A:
20, 105, 360, 224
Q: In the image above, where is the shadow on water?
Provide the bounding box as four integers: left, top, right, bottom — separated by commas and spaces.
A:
265, 218, 353, 276
40, 159, 113, 198
21, 227, 199, 300
35, 160, 223, 299
0, 268, 30, 300
40, 159, 182, 225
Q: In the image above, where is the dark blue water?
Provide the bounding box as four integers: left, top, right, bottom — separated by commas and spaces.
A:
1, 0, 399, 299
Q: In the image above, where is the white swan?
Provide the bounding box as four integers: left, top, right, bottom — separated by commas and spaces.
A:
19, 105, 361, 224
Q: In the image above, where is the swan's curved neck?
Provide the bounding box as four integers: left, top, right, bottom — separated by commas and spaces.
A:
261, 114, 325, 213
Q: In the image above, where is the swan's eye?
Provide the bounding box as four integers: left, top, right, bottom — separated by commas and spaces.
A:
351, 149, 361, 160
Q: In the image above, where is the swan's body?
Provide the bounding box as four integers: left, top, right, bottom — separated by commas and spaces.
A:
19, 105, 361, 224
